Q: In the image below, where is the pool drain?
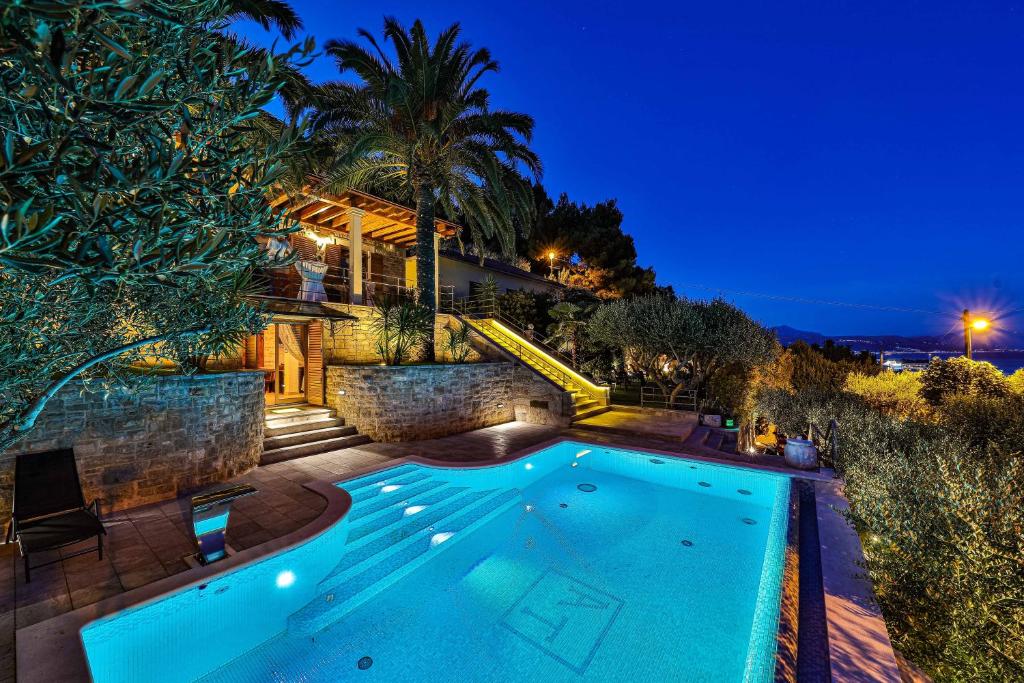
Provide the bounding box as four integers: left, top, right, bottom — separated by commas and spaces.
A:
680, 540, 694, 547
742, 518, 757, 525
698, 481, 711, 487
577, 483, 597, 492
357, 656, 373, 670
559, 502, 568, 508
737, 489, 752, 495
649, 458, 665, 464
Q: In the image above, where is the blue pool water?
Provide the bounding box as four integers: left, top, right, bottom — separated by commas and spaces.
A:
82, 441, 791, 682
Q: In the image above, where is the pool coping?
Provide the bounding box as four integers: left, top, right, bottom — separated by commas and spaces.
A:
15, 434, 834, 682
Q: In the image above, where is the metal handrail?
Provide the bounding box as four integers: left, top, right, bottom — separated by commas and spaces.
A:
640, 385, 697, 411
441, 291, 589, 373
808, 419, 839, 467
479, 324, 588, 396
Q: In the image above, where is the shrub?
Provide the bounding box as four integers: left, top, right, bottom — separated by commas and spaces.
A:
442, 321, 473, 363
939, 392, 1024, 455
919, 357, 1009, 406
1007, 369, 1024, 394
370, 301, 433, 365
844, 370, 931, 421
757, 388, 1024, 681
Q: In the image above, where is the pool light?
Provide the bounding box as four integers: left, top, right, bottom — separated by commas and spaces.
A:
524, 463, 534, 470
404, 505, 426, 516
276, 570, 296, 588
381, 484, 401, 493
430, 532, 454, 547
575, 449, 591, 458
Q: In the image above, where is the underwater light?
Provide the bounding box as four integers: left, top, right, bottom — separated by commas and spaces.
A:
404, 505, 425, 516
276, 570, 296, 588
381, 484, 401, 493
524, 463, 534, 470
575, 449, 591, 458
430, 532, 454, 547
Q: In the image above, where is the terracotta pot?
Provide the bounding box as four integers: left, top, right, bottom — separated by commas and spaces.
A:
783, 438, 818, 470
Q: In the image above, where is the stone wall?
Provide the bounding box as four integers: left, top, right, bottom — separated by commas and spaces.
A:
321, 306, 498, 365
326, 362, 571, 442
1, 372, 264, 518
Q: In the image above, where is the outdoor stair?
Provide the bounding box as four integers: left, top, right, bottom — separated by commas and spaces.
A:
288, 465, 523, 635
683, 425, 738, 455
460, 317, 610, 419
261, 405, 371, 465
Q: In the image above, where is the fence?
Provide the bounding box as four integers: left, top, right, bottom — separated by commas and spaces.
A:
639, 385, 698, 411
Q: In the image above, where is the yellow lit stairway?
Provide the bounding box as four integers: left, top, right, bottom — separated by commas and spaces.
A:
461, 317, 611, 420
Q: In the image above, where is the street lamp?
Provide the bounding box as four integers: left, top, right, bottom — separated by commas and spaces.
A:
547, 250, 556, 278
962, 309, 990, 360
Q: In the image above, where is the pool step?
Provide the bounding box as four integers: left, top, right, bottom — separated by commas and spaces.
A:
347, 478, 449, 520
261, 405, 372, 464
289, 485, 522, 636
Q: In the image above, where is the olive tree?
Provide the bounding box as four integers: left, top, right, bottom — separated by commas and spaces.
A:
0, 0, 313, 450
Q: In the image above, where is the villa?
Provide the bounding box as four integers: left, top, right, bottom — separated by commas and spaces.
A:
0, 185, 903, 683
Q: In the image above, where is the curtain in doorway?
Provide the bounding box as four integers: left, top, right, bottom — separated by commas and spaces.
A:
277, 324, 306, 364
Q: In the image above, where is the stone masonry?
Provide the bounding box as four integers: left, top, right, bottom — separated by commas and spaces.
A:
326, 362, 572, 442
1, 371, 264, 518
321, 307, 498, 365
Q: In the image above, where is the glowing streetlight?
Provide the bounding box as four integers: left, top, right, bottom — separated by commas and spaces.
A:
962, 309, 990, 360
547, 250, 556, 277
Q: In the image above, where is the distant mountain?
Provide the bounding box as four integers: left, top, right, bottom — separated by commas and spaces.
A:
771, 325, 1024, 352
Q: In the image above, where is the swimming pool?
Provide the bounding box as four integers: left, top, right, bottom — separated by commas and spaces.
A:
81, 440, 791, 682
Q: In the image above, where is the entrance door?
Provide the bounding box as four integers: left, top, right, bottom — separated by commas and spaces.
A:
252, 323, 308, 406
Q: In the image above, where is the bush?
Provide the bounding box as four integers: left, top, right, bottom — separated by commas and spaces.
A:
370, 301, 433, 365
757, 388, 1024, 681
939, 392, 1024, 455
919, 357, 1009, 406
442, 321, 472, 363
844, 370, 931, 421
1007, 369, 1024, 394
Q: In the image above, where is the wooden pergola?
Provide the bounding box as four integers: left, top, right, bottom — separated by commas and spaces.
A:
267, 188, 460, 306
269, 188, 459, 247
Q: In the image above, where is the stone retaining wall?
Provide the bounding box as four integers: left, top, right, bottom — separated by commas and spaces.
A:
321, 306, 498, 365
326, 363, 571, 442
1, 372, 264, 518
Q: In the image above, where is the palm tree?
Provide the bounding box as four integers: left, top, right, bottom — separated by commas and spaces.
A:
309, 18, 542, 357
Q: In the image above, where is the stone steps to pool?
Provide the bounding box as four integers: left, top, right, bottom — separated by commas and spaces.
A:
288, 469, 522, 636
261, 405, 372, 464
684, 425, 738, 455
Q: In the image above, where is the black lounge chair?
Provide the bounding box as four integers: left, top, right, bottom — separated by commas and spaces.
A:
6, 448, 106, 582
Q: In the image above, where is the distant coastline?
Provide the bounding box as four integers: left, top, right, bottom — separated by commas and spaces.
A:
880, 350, 1024, 374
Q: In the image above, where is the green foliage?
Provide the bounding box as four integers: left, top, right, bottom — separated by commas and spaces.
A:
757, 388, 1024, 681
495, 288, 552, 330
919, 356, 1010, 406
545, 302, 589, 366
1007, 368, 1024, 394
788, 340, 880, 393
309, 17, 540, 317
442, 320, 472, 363
370, 300, 434, 365
844, 370, 931, 421
590, 295, 778, 403
0, 0, 311, 449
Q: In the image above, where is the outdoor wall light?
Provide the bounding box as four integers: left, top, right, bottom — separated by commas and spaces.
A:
337, 389, 347, 396
496, 403, 504, 408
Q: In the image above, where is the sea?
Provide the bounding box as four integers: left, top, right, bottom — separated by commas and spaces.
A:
880, 351, 1024, 375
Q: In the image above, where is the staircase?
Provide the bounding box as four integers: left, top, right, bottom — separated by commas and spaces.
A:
683, 425, 738, 455
262, 405, 371, 465
459, 317, 610, 420
288, 464, 523, 635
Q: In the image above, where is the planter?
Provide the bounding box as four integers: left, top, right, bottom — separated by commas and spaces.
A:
701, 413, 722, 428
783, 438, 818, 470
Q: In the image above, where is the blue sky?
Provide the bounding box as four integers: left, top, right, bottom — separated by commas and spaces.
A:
233, 1, 1024, 337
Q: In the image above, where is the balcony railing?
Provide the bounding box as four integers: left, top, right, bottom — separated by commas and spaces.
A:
257, 264, 418, 306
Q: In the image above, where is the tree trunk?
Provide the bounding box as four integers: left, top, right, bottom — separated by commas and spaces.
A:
415, 182, 436, 362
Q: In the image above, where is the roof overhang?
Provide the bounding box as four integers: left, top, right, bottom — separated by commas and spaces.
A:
250, 296, 357, 321
269, 188, 460, 248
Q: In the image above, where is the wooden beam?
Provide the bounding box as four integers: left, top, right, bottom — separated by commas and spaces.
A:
298, 202, 331, 220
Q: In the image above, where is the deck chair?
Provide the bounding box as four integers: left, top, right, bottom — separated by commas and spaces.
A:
6, 449, 106, 582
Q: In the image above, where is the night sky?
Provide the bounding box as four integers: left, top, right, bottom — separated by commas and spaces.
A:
233, 1, 1024, 338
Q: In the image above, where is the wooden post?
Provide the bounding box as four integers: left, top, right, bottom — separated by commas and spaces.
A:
349, 208, 364, 305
